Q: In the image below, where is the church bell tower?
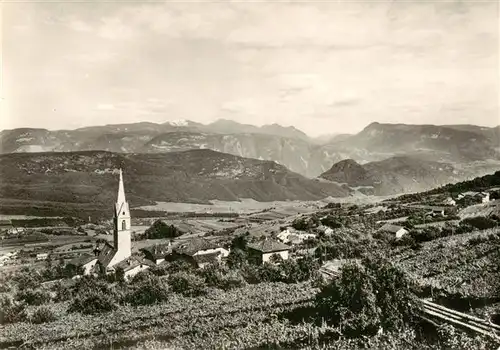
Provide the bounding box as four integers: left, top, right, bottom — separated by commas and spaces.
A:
110, 168, 131, 266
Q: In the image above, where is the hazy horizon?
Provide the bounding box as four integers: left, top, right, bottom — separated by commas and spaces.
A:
2, 1, 499, 136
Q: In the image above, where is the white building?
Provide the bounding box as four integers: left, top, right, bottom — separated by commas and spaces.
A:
277, 228, 316, 244
247, 239, 290, 264
378, 223, 408, 239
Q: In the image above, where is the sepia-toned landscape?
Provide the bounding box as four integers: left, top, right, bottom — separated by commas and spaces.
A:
1, 1, 499, 349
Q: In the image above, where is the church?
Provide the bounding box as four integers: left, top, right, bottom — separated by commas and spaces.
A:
69, 169, 151, 279
68, 168, 228, 279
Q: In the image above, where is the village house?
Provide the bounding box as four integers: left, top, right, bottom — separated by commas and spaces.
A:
36, 252, 49, 261
277, 227, 316, 245
67, 253, 98, 275
247, 239, 291, 264
170, 238, 229, 268
458, 191, 490, 204
442, 197, 457, 206
113, 256, 155, 280
378, 223, 408, 239
141, 242, 172, 264
425, 206, 446, 218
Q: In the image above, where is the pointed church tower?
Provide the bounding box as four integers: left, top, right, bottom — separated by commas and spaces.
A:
108, 169, 131, 267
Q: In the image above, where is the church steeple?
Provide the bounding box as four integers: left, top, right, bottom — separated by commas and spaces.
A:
117, 168, 126, 206
108, 168, 131, 267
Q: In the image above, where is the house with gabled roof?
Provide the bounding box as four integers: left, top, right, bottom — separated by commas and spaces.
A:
247, 239, 290, 264
113, 256, 156, 280
67, 253, 98, 275
378, 223, 408, 239
171, 238, 229, 268
141, 242, 172, 264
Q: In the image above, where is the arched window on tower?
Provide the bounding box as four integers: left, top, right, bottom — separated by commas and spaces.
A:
122, 220, 126, 230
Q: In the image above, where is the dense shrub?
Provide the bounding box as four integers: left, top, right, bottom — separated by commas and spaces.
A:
30, 306, 58, 324
462, 216, 498, 230
168, 272, 207, 297
11, 267, 41, 290
0, 295, 27, 324
16, 288, 51, 306
144, 220, 183, 239
68, 277, 120, 314
320, 215, 343, 229
315, 257, 420, 337
125, 273, 169, 306
291, 216, 319, 231
69, 292, 118, 315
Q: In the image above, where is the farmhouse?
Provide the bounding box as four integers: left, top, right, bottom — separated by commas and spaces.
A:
68, 253, 98, 275
378, 223, 408, 239
141, 242, 172, 264
425, 206, 446, 218
247, 239, 290, 264
171, 238, 229, 268
277, 227, 316, 244
458, 191, 490, 204
36, 253, 49, 261
442, 197, 457, 206
114, 256, 155, 280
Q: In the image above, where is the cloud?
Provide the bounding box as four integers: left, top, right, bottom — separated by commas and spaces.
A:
96, 104, 115, 110
328, 98, 361, 108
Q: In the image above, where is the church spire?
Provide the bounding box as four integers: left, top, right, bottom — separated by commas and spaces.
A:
117, 168, 126, 205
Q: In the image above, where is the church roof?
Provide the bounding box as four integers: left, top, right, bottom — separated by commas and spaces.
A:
96, 241, 117, 267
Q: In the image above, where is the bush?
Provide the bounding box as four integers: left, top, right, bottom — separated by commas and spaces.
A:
168, 272, 207, 297
125, 273, 169, 306
462, 216, 498, 230
68, 292, 118, 315
320, 215, 343, 229
67, 277, 120, 314
315, 257, 420, 337
30, 306, 58, 324
16, 288, 51, 306
291, 216, 319, 231
0, 295, 27, 324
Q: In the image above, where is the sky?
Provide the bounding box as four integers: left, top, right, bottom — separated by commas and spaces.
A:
2, 0, 499, 136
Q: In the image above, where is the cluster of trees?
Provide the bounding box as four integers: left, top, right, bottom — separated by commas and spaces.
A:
143, 220, 184, 239
315, 257, 420, 337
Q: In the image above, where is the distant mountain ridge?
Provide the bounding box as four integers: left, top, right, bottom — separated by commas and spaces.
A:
2, 121, 500, 178
319, 156, 467, 195
0, 149, 349, 216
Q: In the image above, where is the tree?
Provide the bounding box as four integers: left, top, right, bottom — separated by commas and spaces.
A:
315, 257, 420, 337
144, 220, 183, 239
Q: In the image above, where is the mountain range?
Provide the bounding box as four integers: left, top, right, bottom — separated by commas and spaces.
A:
0, 149, 349, 216
319, 156, 465, 196
3, 120, 499, 178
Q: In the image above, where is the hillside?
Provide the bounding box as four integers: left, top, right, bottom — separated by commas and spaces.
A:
319, 156, 464, 195
325, 122, 500, 163
0, 150, 348, 217
2, 121, 500, 178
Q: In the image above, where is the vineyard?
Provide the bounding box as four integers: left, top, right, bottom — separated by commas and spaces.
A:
0, 282, 318, 349
393, 229, 500, 301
